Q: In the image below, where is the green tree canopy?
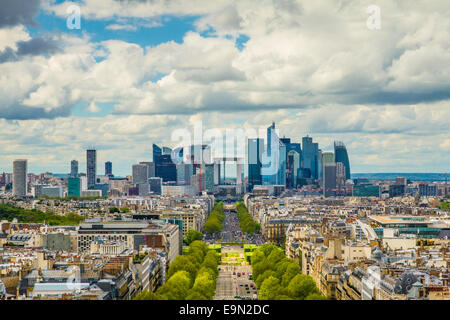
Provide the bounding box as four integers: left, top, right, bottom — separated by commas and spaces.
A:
184, 230, 203, 245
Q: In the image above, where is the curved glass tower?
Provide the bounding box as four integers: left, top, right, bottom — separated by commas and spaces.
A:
334, 141, 351, 180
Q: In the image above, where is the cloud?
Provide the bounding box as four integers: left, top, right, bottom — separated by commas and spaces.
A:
0, 37, 62, 63
4, 0, 446, 119
0, 0, 449, 173
105, 24, 138, 31
0, 0, 40, 28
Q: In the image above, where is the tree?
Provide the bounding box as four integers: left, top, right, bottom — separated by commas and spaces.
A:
157, 271, 191, 300
185, 290, 209, 300
167, 255, 198, 284
253, 258, 273, 281
191, 271, 216, 299
281, 263, 301, 287
201, 251, 219, 277
267, 248, 285, 265
134, 290, 166, 300
305, 293, 327, 300
259, 243, 278, 258
185, 230, 203, 245
250, 250, 265, 266
255, 270, 276, 288
287, 274, 320, 300
258, 276, 282, 300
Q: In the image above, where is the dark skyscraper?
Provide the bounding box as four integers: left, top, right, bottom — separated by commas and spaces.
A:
86, 149, 96, 189
70, 160, 78, 177
302, 136, 319, 179
155, 154, 177, 182
334, 141, 351, 180
153, 144, 162, 163
105, 161, 112, 176
248, 138, 264, 191
323, 163, 337, 197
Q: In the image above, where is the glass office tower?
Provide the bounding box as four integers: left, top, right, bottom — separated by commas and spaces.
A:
334, 141, 351, 180
247, 138, 264, 191
153, 144, 162, 163
302, 136, 319, 179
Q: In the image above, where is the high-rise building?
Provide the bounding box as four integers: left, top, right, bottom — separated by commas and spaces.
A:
155, 154, 177, 182
176, 163, 193, 185
153, 144, 162, 163
248, 138, 264, 191
336, 162, 346, 193
139, 162, 156, 179
132, 164, 148, 184
319, 151, 335, 180
86, 149, 97, 189
323, 163, 337, 197
171, 147, 184, 165
68, 177, 81, 197
302, 136, 319, 179
105, 161, 112, 176
204, 164, 215, 192
267, 122, 275, 157
13, 159, 27, 197
162, 147, 172, 155
334, 141, 351, 180
70, 160, 78, 177
262, 122, 286, 185
149, 177, 162, 195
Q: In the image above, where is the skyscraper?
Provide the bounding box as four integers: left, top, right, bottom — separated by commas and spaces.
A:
105, 161, 112, 176
334, 141, 351, 180
132, 164, 149, 184
176, 163, 193, 185
149, 177, 162, 195
155, 154, 177, 182
262, 122, 286, 185
323, 163, 337, 197
70, 160, 78, 177
267, 122, 275, 157
162, 147, 172, 155
153, 144, 162, 163
86, 149, 97, 189
13, 159, 27, 197
68, 177, 81, 197
140, 162, 155, 179
301, 136, 319, 179
204, 164, 215, 191
248, 138, 264, 191
319, 151, 335, 180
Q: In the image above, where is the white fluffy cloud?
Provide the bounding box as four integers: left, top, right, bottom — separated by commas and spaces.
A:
0, 0, 449, 173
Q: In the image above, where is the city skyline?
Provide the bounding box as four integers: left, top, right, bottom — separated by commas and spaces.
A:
0, 1, 449, 175
0, 1, 449, 304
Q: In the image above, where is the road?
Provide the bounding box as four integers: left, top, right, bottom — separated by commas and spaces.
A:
214, 264, 258, 300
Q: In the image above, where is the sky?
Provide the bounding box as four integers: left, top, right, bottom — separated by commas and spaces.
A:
0, 0, 449, 176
